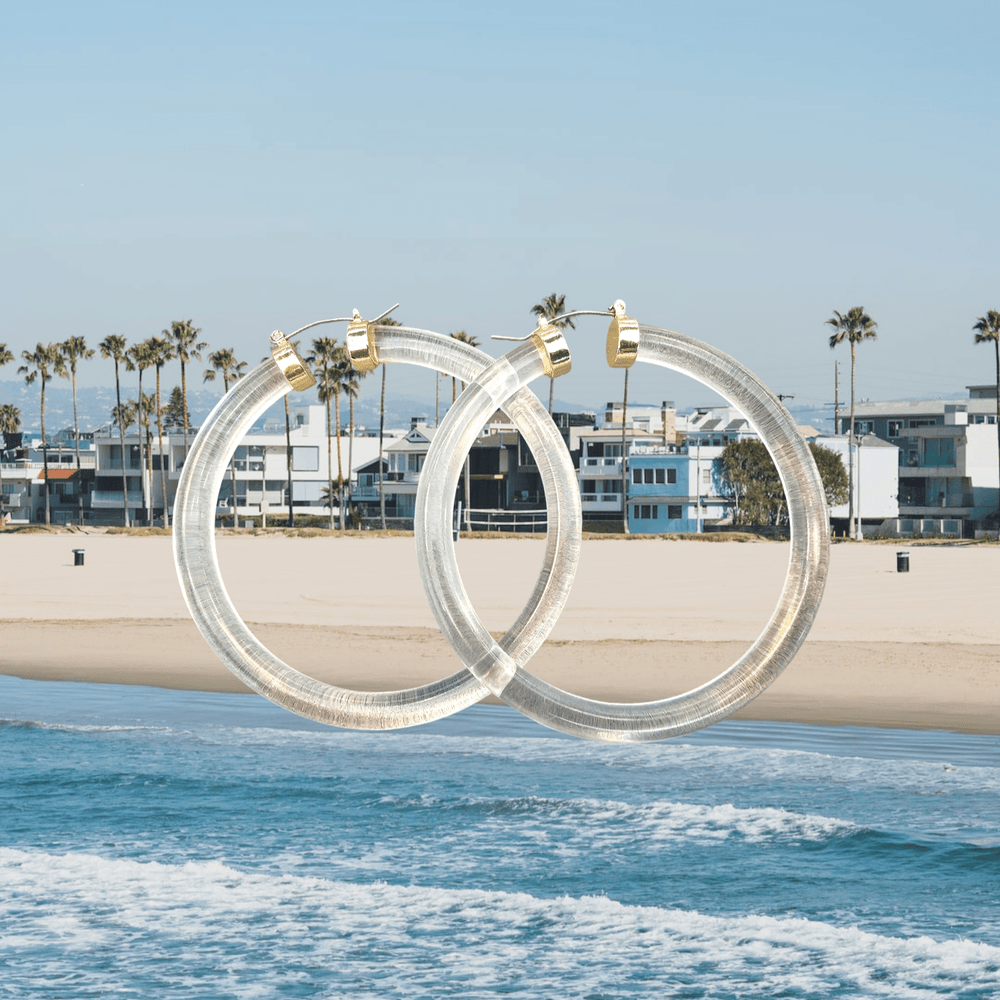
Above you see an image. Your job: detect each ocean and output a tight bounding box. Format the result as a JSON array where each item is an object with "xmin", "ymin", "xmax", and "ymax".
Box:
[{"xmin": 1, "ymin": 674, "xmax": 998, "ymax": 998}]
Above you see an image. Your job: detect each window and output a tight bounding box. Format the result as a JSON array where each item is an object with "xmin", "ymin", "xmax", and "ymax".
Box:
[
  {"xmin": 632, "ymin": 468, "xmax": 641, "ymax": 484},
  {"xmin": 888, "ymin": 420, "xmax": 903, "ymax": 437},
  {"xmin": 654, "ymin": 468, "xmax": 665, "ymax": 484},
  {"xmin": 292, "ymin": 446, "xmax": 319, "ymax": 471},
  {"xmin": 407, "ymin": 453, "xmax": 424, "ymax": 473},
  {"xmin": 922, "ymin": 438, "xmax": 955, "ymax": 467},
  {"xmin": 668, "ymin": 468, "xmax": 677, "ymax": 484},
  {"xmin": 909, "ymin": 419, "xmax": 936, "ymax": 428},
  {"xmin": 633, "ymin": 504, "xmax": 657, "ymax": 520},
  {"xmin": 667, "ymin": 504, "xmax": 683, "ymax": 520},
  {"xmin": 854, "ymin": 420, "xmax": 874, "ymax": 435},
  {"xmin": 643, "ymin": 468, "xmax": 654, "ymax": 484}
]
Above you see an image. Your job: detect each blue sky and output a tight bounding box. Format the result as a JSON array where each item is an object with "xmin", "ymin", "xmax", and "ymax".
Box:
[{"xmin": 2, "ymin": 0, "xmax": 997, "ymax": 421}]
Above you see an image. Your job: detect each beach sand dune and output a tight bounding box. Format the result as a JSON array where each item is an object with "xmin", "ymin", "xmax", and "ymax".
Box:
[{"xmin": 1, "ymin": 535, "xmax": 997, "ymax": 733}]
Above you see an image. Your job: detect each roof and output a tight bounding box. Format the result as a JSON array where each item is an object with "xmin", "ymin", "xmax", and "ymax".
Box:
[
  {"xmin": 37, "ymin": 468, "xmax": 77, "ymax": 480},
  {"xmin": 851, "ymin": 398, "xmax": 996, "ymax": 417}
]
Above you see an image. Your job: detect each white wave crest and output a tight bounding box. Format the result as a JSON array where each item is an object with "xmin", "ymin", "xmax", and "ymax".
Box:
[{"xmin": 2, "ymin": 847, "xmax": 996, "ymax": 999}]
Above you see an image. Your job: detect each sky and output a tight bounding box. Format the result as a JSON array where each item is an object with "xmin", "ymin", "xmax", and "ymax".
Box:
[{"xmin": 2, "ymin": 0, "xmax": 998, "ymax": 426}]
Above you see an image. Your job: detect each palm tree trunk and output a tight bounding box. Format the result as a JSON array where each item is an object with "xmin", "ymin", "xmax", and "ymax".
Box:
[
  {"xmin": 41, "ymin": 381, "xmax": 50, "ymax": 525},
  {"xmin": 379, "ymin": 366, "xmax": 387, "ymax": 530},
  {"xmin": 348, "ymin": 394, "xmax": 355, "ymax": 528},
  {"xmin": 137, "ymin": 369, "xmax": 149, "ymax": 526},
  {"xmin": 180, "ymin": 358, "xmax": 189, "ymax": 459},
  {"xmin": 155, "ymin": 366, "xmax": 169, "ymax": 528},
  {"xmin": 325, "ymin": 396, "xmax": 335, "ymax": 530},
  {"xmin": 548, "ymin": 376, "xmax": 554, "ymax": 415},
  {"xmin": 71, "ymin": 368, "xmax": 83, "ymax": 525},
  {"xmin": 621, "ymin": 369, "xmax": 630, "ymax": 535},
  {"xmin": 284, "ymin": 395, "xmax": 294, "ymax": 528},
  {"xmin": 848, "ymin": 343, "xmax": 856, "ymax": 540},
  {"xmin": 994, "ymin": 339, "xmax": 1000, "ymax": 479},
  {"xmin": 335, "ymin": 388, "xmax": 345, "ymax": 531},
  {"xmin": 114, "ymin": 362, "xmax": 130, "ymax": 527},
  {"xmin": 223, "ymin": 374, "xmax": 238, "ymax": 528}
]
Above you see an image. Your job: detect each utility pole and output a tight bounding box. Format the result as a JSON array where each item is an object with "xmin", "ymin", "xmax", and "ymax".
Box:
[{"xmin": 833, "ymin": 360, "xmax": 840, "ymax": 434}]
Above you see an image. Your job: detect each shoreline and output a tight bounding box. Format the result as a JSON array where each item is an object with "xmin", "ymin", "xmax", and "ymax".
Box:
[
  {"xmin": 1, "ymin": 535, "xmax": 997, "ymax": 736},
  {"xmin": 1, "ymin": 619, "xmax": 997, "ymax": 736}
]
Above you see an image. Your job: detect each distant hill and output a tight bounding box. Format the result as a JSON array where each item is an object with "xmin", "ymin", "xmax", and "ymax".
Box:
[{"xmin": 1, "ymin": 380, "xmax": 597, "ymax": 436}]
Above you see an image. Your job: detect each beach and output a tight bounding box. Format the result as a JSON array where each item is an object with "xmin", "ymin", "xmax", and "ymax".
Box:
[{"xmin": 1, "ymin": 533, "xmax": 997, "ymax": 734}]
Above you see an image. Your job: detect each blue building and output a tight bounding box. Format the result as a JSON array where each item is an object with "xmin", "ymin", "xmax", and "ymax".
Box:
[{"xmin": 626, "ymin": 445, "xmax": 729, "ymax": 534}]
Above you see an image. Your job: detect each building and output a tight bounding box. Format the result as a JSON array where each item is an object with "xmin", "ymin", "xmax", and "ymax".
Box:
[
  {"xmin": 1, "ymin": 404, "xmax": 395, "ymax": 527},
  {"xmin": 625, "ymin": 442, "xmax": 729, "ymax": 534},
  {"xmin": 840, "ymin": 389, "xmax": 999, "ymax": 537},
  {"xmin": 679, "ymin": 405, "xmax": 756, "ymax": 447},
  {"xmin": 811, "ymin": 434, "xmax": 900, "ymax": 533},
  {"xmin": 1, "ymin": 430, "xmax": 97, "ymax": 526}
]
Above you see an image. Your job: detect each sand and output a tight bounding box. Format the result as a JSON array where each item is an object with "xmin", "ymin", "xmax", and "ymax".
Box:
[{"xmin": 1, "ymin": 534, "xmax": 997, "ymax": 734}]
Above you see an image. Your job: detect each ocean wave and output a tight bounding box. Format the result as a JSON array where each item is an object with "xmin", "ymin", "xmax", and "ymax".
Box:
[
  {"xmin": 1, "ymin": 847, "xmax": 997, "ymax": 998},
  {"xmin": 402, "ymin": 794, "xmax": 861, "ymax": 846}
]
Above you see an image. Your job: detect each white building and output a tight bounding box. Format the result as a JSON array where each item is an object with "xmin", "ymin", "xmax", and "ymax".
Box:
[
  {"xmin": 85, "ymin": 404, "xmax": 394, "ymax": 526},
  {"xmin": 812, "ymin": 434, "xmax": 900, "ymax": 530}
]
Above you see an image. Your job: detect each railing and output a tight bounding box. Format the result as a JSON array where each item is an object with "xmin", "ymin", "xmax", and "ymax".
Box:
[
  {"xmin": 463, "ymin": 508, "xmax": 548, "ymax": 533},
  {"xmin": 581, "ymin": 493, "xmax": 622, "ymax": 504},
  {"xmin": 630, "ymin": 445, "xmax": 683, "ymax": 455},
  {"xmin": 91, "ymin": 490, "xmax": 145, "ymax": 507},
  {"xmin": 582, "ymin": 457, "xmax": 621, "ymax": 468}
]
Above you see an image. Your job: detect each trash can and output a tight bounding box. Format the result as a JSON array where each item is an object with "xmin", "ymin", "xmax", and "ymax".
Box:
[
  {"xmin": 72, "ymin": 548, "xmax": 85, "ymax": 567},
  {"xmin": 896, "ymin": 551, "xmax": 909, "ymax": 573}
]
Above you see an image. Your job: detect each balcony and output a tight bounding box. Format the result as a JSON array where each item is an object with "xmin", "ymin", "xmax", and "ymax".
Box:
[
  {"xmin": 91, "ymin": 490, "xmax": 145, "ymax": 509},
  {"xmin": 581, "ymin": 457, "xmax": 622, "ymax": 474},
  {"xmin": 581, "ymin": 493, "xmax": 622, "ymax": 513}
]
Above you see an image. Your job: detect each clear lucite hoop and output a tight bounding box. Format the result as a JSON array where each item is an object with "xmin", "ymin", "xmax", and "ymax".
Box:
[
  {"xmin": 415, "ymin": 324, "xmax": 830, "ymax": 742},
  {"xmin": 172, "ymin": 327, "xmax": 581, "ymax": 729}
]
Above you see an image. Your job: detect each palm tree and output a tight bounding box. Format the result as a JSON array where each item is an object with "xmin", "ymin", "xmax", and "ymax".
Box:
[
  {"xmin": 826, "ymin": 307, "xmax": 878, "ymax": 540},
  {"xmin": 0, "ymin": 345, "xmax": 13, "ymax": 524},
  {"xmin": 128, "ymin": 341, "xmax": 157, "ymax": 525},
  {"xmin": 307, "ymin": 337, "xmax": 347, "ymax": 530},
  {"xmin": 0, "ymin": 403, "xmax": 20, "ymax": 525},
  {"xmin": 340, "ymin": 357, "xmax": 366, "ymax": 529},
  {"xmin": 165, "ymin": 319, "xmax": 207, "ymax": 459},
  {"xmin": 145, "ymin": 337, "xmax": 176, "ymax": 527},
  {"xmin": 99, "ymin": 335, "xmax": 135, "ymax": 526},
  {"xmin": 530, "ymin": 293, "xmax": 576, "ymax": 414},
  {"xmin": 204, "ymin": 348, "xmax": 247, "ymax": 527},
  {"xmin": 136, "ymin": 390, "xmax": 155, "ymax": 522},
  {"xmin": 973, "ymin": 310, "xmax": 1000, "ymax": 479},
  {"xmin": 18, "ymin": 343, "xmax": 65, "ymax": 525},
  {"xmin": 58, "ymin": 336, "xmax": 95, "ymax": 524},
  {"xmin": 111, "ymin": 400, "xmax": 137, "ymax": 444}
]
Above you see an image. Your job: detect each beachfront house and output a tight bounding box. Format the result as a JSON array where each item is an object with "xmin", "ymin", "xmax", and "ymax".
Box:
[{"xmin": 839, "ymin": 388, "xmax": 999, "ymax": 538}]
